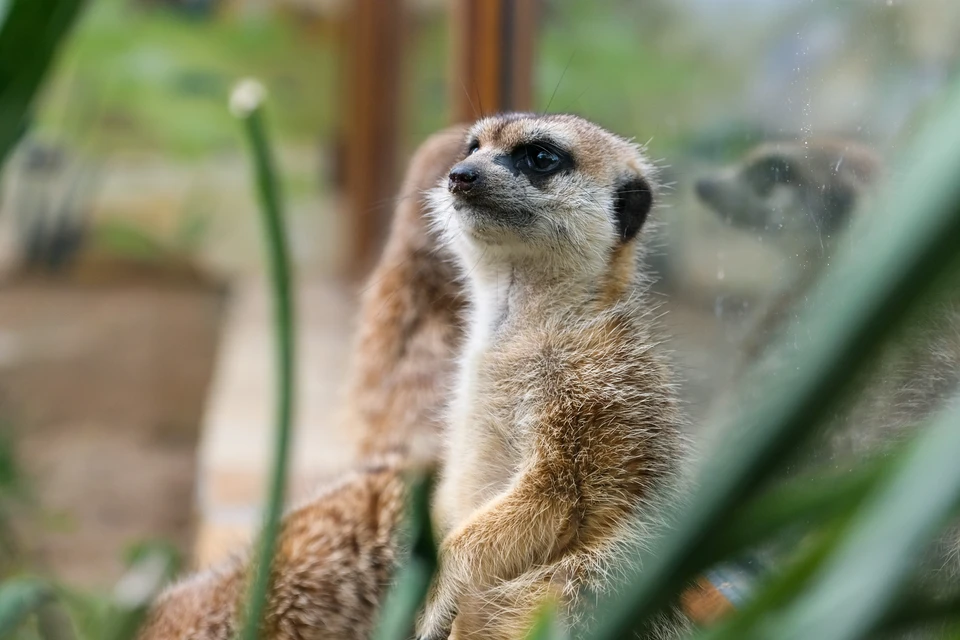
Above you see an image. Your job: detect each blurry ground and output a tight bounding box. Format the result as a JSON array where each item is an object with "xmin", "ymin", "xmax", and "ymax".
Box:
[{"xmin": 0, "ymin": 275, "xmax": 224, "ymax": 588}]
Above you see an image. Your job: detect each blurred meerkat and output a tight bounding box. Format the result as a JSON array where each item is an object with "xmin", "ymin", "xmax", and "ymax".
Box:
[
  {"xmin": 418, "ymin": 113, "xmax": 689, "ymax": 640},
  {"xmin": 695, "ymin": 138, "xmax": 881, "ymax": 360},
  {"xmin": 138, "ymin": 127, "xmax": 468, "ymax": 640},
  {"xmin": 701, "ymin": 139, "xmax": 960, "ymax": 631},
  {"xmin": 695, "ymin": 138, "xmax": 960, "ymax": 453},
  {"xmin": 137, "ymin": 459, "xmax": 408, "ymax": 640},
  {"xmin": 342, "ymin": 125, "xmax": 468, "ymax": 464}
]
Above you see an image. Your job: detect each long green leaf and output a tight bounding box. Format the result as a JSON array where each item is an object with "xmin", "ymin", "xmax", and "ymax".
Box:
[
  {"xmin": 373, "ymin": 474, "xmax": 437, "ymax": 640},
  {"xmin": 763, "ymin": 400, "xmax": 960, "ymax": 640},
  {"xmin": 0, "ymin": 0, "xmax": 85, "ymax": 170},
  {"xmin": 588, "ymin": 74, "xmax": 960, "ymax": 638},
  {"xmin": 231, "ymin": 79, "xmax": 296, "ymax": 640},
  {"xmin": 710, "ymin": 455, "xmax": 891, "ymax": 564}
]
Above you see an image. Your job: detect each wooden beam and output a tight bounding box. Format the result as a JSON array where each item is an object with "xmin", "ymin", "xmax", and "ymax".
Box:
[
  {"xmin": 342, "ymin": 0, "xmax": 404, "ymax": 279},
  {"xmin": 450, "ymin": 0, "xmax": 539, "ymax": 123}
]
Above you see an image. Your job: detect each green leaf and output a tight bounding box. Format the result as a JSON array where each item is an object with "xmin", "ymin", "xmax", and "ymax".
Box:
[
  {"xmin": 104, "ymin": 549, "xmax": 177, "ymax": 640},
  {"xmin": 0, "ymin": 0, "xmax": 85, "ymax": 171},
  {"xmin": 762, "ymin": 401, "xmax": 960, "ymax": 640},
  {"xmin": 373, "ymin": 473, "xmax": 437, "ymax": 640},
  {"xmin": 230, "ymin": 79, "xmax": 296, "ymax": 640},
  {"xmin": 525, "ymin": 599, "xmax": 567, "ymax": 640},
  {"xmin": 587, "ymin": 72, "xmax": 960, "ymax": 639},
  {"xmin": 0, "ymin": 578, "xmax": 54, "ymax": 636}
]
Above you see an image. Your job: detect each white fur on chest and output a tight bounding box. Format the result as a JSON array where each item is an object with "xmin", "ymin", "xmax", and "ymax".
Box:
[{"xmin": 436, "ymin": 271, "xmax": 528, "ymax": 531}]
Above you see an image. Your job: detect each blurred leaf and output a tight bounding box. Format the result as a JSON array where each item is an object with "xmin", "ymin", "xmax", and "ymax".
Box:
[
  {"xmin": 588, "ymin": 73, "xmax": 960, "ymax": 639},
  {"xmin": 0, "ymin": 0, "xmax": 85, "ymax": 171},
  {"xmin": 525, "ymin": 599, "xmax": 566, "ymax": 640},
  {"xmin": 103, "ymin": 548, "xmax": 177, "ymax": 640},
  {"xmin": 373, "ymin": 473, "xmax": 437, "ymax": 640},
  {"xmin": 696, "ymin": 525, "xmax": 846, "ymax": 640},
  {"xmin": 762, "ymin": 401, "xmax": 960, "ymax": 640},
  {"xmin": 710, "ymin": 454, "xmax": 893, "ymax": 563},
  {"xmin": 35, "ymin": 598, "xmax": 77, "ymax": 640},
  {"xmin": 0, "ymin": 578, "xmax": 54, "ymax": 636}
]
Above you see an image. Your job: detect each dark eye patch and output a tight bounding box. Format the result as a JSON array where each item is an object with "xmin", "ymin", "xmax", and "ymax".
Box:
[
  {"xmin": 466, "ymin": 139, "xmax": 480, "ymax": 156},
  {"xmin": 506, "ymin": 140, "xmax": 574, "ymax": 188},
  {"xmin": 746, "ymin": 155, "xmax": 796, "ymax": 196}
]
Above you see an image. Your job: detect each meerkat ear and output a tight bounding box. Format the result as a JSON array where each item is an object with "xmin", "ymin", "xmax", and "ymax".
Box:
[{"xmin": 613, "ymin": 177, "xmax": 654, "ymax": 241}]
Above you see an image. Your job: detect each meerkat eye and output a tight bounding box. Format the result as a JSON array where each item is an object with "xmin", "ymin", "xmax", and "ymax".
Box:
[
  {"xmin": 529, "ymin": 148, "xmax": 560, "ymax": 172},
  {"xmin": 510, "ymin": 142, "xmax": 569, "ymax": 179},
  {"xmin": 467, "ymin": 140, "xmax": 480, "ymax": 155}
]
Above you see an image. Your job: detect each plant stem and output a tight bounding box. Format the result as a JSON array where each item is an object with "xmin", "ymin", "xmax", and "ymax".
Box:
[{"xmin": 232, "ymin": 81, "xmax": 295, "ymax": 640}]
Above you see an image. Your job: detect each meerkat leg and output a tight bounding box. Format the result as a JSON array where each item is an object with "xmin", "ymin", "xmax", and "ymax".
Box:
[{"xmin": 419, "ymin": 463, "xmax": 580, "ymax": 639}]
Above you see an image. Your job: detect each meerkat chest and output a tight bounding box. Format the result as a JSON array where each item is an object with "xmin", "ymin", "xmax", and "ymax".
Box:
[{"xmin": 440, "ymin": 332, "xmax": 537, "ymax": 525}]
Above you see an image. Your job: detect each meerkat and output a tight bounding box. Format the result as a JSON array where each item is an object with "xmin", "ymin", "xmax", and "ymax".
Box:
[
  {"xmin": 417, "ymin": 113, "xmax": 689, "ymax": 640},
  {"xmin": 695, "ymin": 138, "xmax": 882, "ymax": 361},
  {"xmin": 341, "ymin": 125, "xmax": 467, "ymax": 464},
  {"xmin": 137, "ymin": 458, "xmax": 409, "ymax": 640},
  {"xmin": 138, "ymin": 118, "xmax": 697, "ymax": 640},
  {"xmin": 696, "ymin": 137, "xmax": 960, "ymax": 457},
  {"xmin": 137, "ymin": 127, "xmax": 468, "ymax": 640}
]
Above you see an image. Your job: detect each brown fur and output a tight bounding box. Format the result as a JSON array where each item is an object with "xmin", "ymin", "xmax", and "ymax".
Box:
[
  {"xmin": 138, "ymin": 128, "xmax": 468, "ymax": 640},
  {"xmin": 342, "ymin": 125, "xmax": 468, "ymax": 464},
  {"xmin": 137, "ymin": 460, "xmax": 407, "ymax": 640},
  {"xmin": 138, "ymin": 118, "xmax": 692, "ymax": 640},
  {"xmin": 419, "ymin": 114, "xmax": 689, "ymax": 639}
]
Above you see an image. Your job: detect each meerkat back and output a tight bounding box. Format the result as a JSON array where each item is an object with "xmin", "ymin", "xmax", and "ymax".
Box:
[
  {"xmin": 137, "ymin": 128, "xmax": 469, "ymax": 640},
  {"xmin": 341, "ymin": 125, "xmax": 468, "ymax": 464}
]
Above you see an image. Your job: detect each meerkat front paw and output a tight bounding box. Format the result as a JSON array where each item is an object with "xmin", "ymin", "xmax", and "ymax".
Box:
[
  {"xmin": 417, "ymin": 574, "xmax": 459, "ymax": 640},
  {"xmin": 417, "ymin": 599, "xmax": 455, "ymax": 640}
]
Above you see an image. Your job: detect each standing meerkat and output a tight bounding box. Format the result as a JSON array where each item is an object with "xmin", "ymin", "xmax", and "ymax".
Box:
[
  {"xmin": 418, "ymin": 113, "xmax": 689, "ymax": 640},
  {"xmin": 138, "ymin": 118, "xmax": 694, "ymax": 640},
  {"xmin": 342, "ymin": 125, "xmax": 468, "ymax": 463},
  {"xmin": 137, "ymin": 126, "xmax": 468, "ymax": 640}
]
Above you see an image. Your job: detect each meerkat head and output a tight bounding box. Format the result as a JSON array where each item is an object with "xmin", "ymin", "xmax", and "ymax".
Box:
[
  {"xmin": 695, "ymin": 140, "xmax": 879, "ymax": 240},
  {"xmin": 429, "ymin": 113, "xmax": 657, "ymax": 279}
]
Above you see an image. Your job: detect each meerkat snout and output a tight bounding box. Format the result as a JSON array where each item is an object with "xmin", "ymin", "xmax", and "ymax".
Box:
[{"xmin": 447, "ymin": 163, "xmax": 479, "ymax": 193}]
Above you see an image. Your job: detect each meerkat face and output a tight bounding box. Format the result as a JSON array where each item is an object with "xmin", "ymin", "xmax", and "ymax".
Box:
[
  {"xmin": 696, "ymin": 150, "xmax": 809, "ymax": 234},
  {"xmin": 429, "ymin": 113, "xmax": 656, "ymax": 262},
  {"xmin": 696, "ymin": 142, "xmax": 868, "ymax": 238}
]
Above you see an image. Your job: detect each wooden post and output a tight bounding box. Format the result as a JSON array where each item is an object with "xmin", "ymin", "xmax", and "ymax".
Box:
[
  {"xmin": 342, "ymin": 0, "xmax": 404, "ymax": 279},
  {"xmin": 450, "ymin": 0, "xmax": 539, "ymax": 123}
]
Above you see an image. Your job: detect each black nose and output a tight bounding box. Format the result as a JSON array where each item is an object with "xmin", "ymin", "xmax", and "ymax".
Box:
[{"xmin": 448, "ymin": 164, "xmax": 479, "ymax": 193}]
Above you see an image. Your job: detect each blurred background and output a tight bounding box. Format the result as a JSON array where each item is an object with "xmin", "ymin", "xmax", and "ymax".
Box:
[{"xmin": 1, "ymin": 0, "xmax": 959, "ymax": 611}]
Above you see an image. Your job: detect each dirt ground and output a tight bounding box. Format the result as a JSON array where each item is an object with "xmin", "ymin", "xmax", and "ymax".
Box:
[{"xmin": 0, "ymin": 277, "xmax": 224, "ymax": 589}]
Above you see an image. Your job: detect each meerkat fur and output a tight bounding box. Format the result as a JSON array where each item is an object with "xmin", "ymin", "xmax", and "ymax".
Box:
[
  {"xmin": 418, "ymin": 113, "xmax": 690, "ymax": 640},
  {"xmin": 342, "ymin": 125, "xmax": 468, "ymax": 465},
  {"xmin": 138, "ymin": 127, "xmax": 469, "ymax": 640},
  {"xmin": 137, "ymin": 458, "xmax": 408, "ymax": 640}
]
